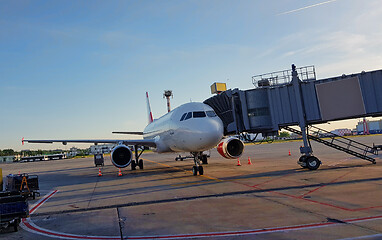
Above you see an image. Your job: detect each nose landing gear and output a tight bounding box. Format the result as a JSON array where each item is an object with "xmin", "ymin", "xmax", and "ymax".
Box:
[{"xmin": 191, "ymin": 152, "xmax": 206, "ymax": 176}]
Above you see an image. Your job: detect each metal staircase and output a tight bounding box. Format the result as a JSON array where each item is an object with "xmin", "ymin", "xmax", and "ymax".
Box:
[{"xmin": 283, "ymin": 126, "xmax": 377, "ymax": 164}]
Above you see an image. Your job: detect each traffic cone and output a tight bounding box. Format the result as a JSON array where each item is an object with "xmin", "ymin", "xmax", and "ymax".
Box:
[
  {"xmin": 237, "ymin": 159, "xmax": 241, "ymax": 166},
  {"xmin": 288, "ymin": 149, "xmax": 291, "ymax": 156},
  {"xmin": 248, "ymin": 157, "xmax": 252, "ymax": 165},
  {"xmin": 118, "ymin": 168, "xmax": 122, "ymax": 177},
  {"xmin": 98, "ymin": 168, "xmax": 102, "ymax": 177}
]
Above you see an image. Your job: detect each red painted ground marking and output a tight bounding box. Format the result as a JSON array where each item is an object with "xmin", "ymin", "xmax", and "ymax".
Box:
[
  {"xmin": 30, "ymin": 190, "xmax": 58, "ymax": 214},
  {"xmin": 272, "ymin": 191, "xmax": 353, "ymax": 211},
  {"xmin": 22, "ymin": 219, "xmax": 120, "ymax": 240},
  {"xmin": 298, "ymin": 171, "xmax": 352, "ymax": 198},
  {"xmin": 23, "ymin": 214, "xmax": 382, "ymax": 240},
  {"xmin": 21, "ymin": 211, "xmax": 382, "ymax": 240},
  {"xmin": 352, "ymin": 205, "xmax": 382, "ymax": 211},
  {"xmin": 252, "ymin": 173, "xmax": 294, "ymax": 187},
  {"xmin": 20, "ymin": 187, "xmax": 382, "ymax": 239},
  {"xmin": 230, "ymin": 174, "xmax": 382, "ymax": 212}
]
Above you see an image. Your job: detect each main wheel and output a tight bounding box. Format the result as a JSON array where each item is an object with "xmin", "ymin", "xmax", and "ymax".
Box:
[
  {"xmin": 198, "ymin": 166, "xmax": 204, "ymax": 175},
  {"xmin": 138, "ymin": 159, "xmax": 144, "ymax": 169},
  {"xmin": 192, "ymin": 166, "xmax": 198, "ymax": 176},
  {"xmin": 131, "ymin": 160, "xmax": 136, "ymax": 170},
  {"xmin": 201, "ymin": 155, "xmax": 208, "ymax": 164},
  {"xmin": 306, "ymin": 156, "xmax": 321, "ymax": 170}
]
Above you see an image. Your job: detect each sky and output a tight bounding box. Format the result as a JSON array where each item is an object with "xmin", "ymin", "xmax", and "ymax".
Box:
[{"xmin": 1, "ymin": 0, "xmax": 382, "ymax": 151}]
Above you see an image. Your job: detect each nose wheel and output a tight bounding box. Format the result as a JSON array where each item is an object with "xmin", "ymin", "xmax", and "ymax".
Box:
[
  {"xmin": 191, "ymin": 152, "xmax": 205, "ymax": 176},
  {"xmin": 192, "ymin": 166, "xmax": 204, "ymax": 176}
]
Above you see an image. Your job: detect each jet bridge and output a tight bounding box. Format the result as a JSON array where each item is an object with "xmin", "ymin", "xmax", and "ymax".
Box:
[{"xmin": 204, "ymin": 64, "xmax": 382, "ymax": 170}]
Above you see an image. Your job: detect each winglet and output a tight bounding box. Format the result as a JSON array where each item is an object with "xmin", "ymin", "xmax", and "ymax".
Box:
[
  {"xmin": 22, "ymin": 137, "xmax": 24, "ymax": 145},
  {"xmin": 146, "ymin": 92, "xmax": 154, "ymax": 124}
]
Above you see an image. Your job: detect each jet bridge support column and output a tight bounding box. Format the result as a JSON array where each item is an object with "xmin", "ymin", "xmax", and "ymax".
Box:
[{"xmin": 291, "ymin": 64, "xmax": 321, "ymax": 170}]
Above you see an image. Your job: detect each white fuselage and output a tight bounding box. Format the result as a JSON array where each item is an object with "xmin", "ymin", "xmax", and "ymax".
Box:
[{"xmin": 143, "ymin": 102, "xmax": 224, "ymax": 153}]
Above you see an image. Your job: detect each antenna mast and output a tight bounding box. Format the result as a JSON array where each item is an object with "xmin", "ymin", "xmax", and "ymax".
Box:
[{"xmin": 163, "ymin": 90, "xmax": 173, "ymax": 112}]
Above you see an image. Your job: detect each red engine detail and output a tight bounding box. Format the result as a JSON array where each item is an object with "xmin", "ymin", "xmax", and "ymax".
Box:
[
  {"xmin": 217, "ymin": 137, "xmax": 244, "ymax": 159},
  {"xmin": 111, "ymin": 145, "xmax": 132, "ymax": 168}
]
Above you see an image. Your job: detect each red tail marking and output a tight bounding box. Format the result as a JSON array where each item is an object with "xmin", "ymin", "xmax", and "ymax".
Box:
[{"xmin": 146, "ymin": 92, "xmax": 154, "ymax": 124}]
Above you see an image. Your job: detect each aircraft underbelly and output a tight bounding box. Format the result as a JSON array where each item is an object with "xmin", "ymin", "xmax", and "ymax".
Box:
[{"xmin": 168, "ymin": 131, "xmax": 217, "ymax": 152}]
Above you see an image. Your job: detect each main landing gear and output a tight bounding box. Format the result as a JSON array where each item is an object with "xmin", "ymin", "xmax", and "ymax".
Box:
[
  {"xmin": 131, "ymin": 145, "xmax": 145, "ymax": 171},
  {"xmin": 191, "ymin": 152, "xmax": 208, "ymax": 176}
]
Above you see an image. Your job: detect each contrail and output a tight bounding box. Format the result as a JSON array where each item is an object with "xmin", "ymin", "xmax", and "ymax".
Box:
[{"xmin": 277, "ymin": 0, "xmax": 338, "ymax": 15}]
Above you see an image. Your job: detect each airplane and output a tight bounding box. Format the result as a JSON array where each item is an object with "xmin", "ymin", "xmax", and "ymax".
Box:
[{"xmin": 23, "ymin": 92, "xmax": 245, "ymax": 176}]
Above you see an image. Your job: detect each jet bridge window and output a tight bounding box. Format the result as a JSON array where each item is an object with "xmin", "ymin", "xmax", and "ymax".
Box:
[
  {"xmin": 180, "ymin": 113, "xmax": 187, "ymax": 121},
  {"xmin": 193, "ymin": 111, "xmax": 206, "ymax": 118}
]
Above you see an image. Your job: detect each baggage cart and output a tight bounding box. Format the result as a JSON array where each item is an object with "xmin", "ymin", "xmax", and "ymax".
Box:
[
  {"xmin": 0, "ymin": 191, "xmax": 29, "ymax": 232},
  {"xmin": 94, "ymin": 153, "xmax": 104, "ymax": 167},
  {"xmin": 5, "ymin": 174, "xmax": 40, "ymax": 200}
]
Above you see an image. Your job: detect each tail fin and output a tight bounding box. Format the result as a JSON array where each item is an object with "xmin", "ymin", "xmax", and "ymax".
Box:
[{"xmin": 146, "ymin": 92, "xmax": 154, "ymax": 124}]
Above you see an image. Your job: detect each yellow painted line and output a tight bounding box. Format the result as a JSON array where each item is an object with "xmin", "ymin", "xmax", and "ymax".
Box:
[{"xmin": 142, "ymin": 158, "xmax": 222, "ymax": 182}]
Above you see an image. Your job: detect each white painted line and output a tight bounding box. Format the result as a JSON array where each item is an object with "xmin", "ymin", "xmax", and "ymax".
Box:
[
  {"xmin": 339, "ymin": 234, "xmax": 382, "ymax": 240},
  {"xmin": 19, "ymin": 189, "xmax": 382, "ymax": 240}
]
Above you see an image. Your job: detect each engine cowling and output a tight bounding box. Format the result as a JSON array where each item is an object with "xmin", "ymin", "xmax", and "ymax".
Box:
[
  {"xmin": 217, "ymin": 137, "xmax": 245, "ymax": 159},
  {"xmin": 111, "ymin": 145, "xmax": 132, "ymax": 168}
]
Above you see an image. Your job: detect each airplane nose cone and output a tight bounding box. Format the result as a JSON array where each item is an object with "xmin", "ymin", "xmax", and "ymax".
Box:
[
  {"xmin": 208, "ymin": 119, "xmax": 224, "ymax": 142},
  {"xmin": 194, "ymin": 118, "xmax": 224, "ymax": 150}
]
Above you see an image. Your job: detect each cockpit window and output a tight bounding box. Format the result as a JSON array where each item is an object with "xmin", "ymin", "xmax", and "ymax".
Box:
[
  {"xmin": 206, "ymin": 111, "xmax": 217, "ymax": 117},
  {"xmin": 193, "ymin": 111, "xmax": 206, "ymax": 118},
  {"xmin": 184, "ymin": 112, "xmax": 192, "ymax": 120},
  {"xmin": 180, "ymin": 113, "xmax": 187, "ymax": 121}
]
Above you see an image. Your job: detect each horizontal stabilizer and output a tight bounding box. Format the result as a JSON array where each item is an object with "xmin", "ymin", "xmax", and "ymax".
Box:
[{"xmin": 112, "ymin": 131, "xmax": 144, "ymax": 135}]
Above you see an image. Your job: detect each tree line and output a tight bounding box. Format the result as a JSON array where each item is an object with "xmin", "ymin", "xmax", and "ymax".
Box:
[{"xmin": 0, "ymin": 148, "xmax": 90, "ymax": 157}]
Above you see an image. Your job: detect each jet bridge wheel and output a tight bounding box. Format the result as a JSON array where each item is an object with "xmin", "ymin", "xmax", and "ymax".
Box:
[
  {"xmin": 306, "ymin": 156, "xmax": 321, "ymax": 170},
  {"xmin": 298, "ymin": 156, "xmax": 308, "ymax": 168}
]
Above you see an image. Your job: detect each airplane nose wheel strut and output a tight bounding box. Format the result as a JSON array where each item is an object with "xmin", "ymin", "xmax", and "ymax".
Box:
[{"xmin": 192, "ymin": 152, "xmax": 204, "ymax": 176}]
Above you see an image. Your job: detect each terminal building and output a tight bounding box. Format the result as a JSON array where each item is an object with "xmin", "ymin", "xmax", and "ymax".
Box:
[
  {"xmin": 0, "ymin": 156, "xmax": 18, "ymax": 163},
  {"xmin": 330, "ymin": 128, "xmax": 353, "ymax": 136},
  {"xmin": 89, "ymin": 144, "xmax": 115, "ymax": 154},
  {"xmin": 356, "ymin": 119, "xmax": 382, "ymax": 134}
]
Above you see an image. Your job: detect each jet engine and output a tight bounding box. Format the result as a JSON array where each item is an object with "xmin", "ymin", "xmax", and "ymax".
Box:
[
  {"xmin": 217, "ymin": 137, "xmax": 245, "ymax": 159},
  {"xmin": 111, "ymin": 145, "xmax": 132, "ymax": 168}
]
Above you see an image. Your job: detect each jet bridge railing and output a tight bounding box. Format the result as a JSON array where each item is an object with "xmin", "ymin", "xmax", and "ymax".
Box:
[
  {"xmin": 283, "ymin": 126, "xmax": 377, "ymax": 164},
  {"xmin": 252, "ymin": 65, "xmax": 316, "ymax": 88},
  {"xmin": 307, "ymin": 125, "xmax": 378, "ymax": 156}
]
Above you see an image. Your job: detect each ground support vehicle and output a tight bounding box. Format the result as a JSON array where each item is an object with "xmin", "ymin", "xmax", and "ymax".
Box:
[
  {"xmin": 0, "ymin": 191, "xmax": 29, "ymax": 232},
  {"xmin": 5, "ymin": 174, "xmax": 40, "ymax": 200}
]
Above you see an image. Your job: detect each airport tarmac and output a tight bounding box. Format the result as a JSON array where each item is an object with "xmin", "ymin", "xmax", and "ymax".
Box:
[{"xmin": 1, "ymin": 135, "xmax": 382, "ymax": 239}]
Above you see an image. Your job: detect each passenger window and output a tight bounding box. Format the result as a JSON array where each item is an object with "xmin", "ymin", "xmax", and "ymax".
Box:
[
  {"xmin": 193, "ymin": 111, "xmax": 206, "ymax": 118},
  {"xmin": 184, "ymin": 112, "xmax": 192, "ymax": 120},
  {"xmin": 206, "ymin": 111, "xmax": 217, "ymax": 117},
  {"xmin": 180, "ymin": 113, "xmax": 187, "ymax": 121}
]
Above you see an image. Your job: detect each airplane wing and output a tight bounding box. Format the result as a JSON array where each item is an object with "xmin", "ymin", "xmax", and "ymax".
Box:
[
  {"xmin": 23, "ymin": 139, "xmax": 157, "ymax": 148},
  {"xmin": 112, "ymin": 132, "xmax": 144, "ymax": 135}
]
